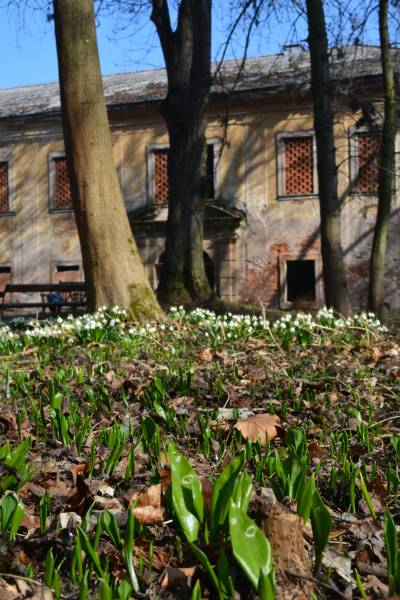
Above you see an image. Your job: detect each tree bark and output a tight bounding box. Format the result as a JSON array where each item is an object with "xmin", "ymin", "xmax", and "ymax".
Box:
[
  {"xmin": 305, "ymin": 0, "xmax": 352, "ymax": 316},
  {"xmin": 151, "ymin": 0, "xmax": 213, "ymax": 304},
  {"xmin": 368, "ymin": 0, "xmax": 397, "ymax": 318},
  {"xmin": 53, "ymin": 0, "xmax": 163, "ymax": 320}
]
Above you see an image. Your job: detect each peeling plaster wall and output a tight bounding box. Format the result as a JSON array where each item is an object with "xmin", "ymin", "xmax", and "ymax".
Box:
[{"xmin": 0, "ymin": 91, "xmax": 398, "ymax": 310}]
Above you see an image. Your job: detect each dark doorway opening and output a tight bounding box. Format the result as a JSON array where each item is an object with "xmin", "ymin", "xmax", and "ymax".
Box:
[{"xmin": 286, "ymin": 260, "xmax": 316, "ymax": 303}]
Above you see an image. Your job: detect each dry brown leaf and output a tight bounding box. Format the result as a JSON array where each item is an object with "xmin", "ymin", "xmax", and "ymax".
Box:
[
  {"xmin": 159, "ymin": 468, "xmax": 171, "ymax": 493},
  {"xmin": 66, "ymin": 474, "xmax": 94, "ymax": 515},
  {"xmin": 130, "ymin": 483, "xmax": 162, "ymax": 508},
  {"xmin": 214, "ymin": 349, "xmax": 228, "ymax": 364},
  {"xmin": 201, "ymin": 477, "xmax": 213, "ymax": 514},
  {"xmin": 161, "ymin": 566, "xmax": 196, "ymax": 591},
  {"xmin": 132, "ymin": 505, "xmax": 164, "ymax": 524},
  {"xmin": 308, "ymin": 441, "xmax": 325, "ymax": 464},
  {"xmin": 134, "ymin": 539, "xmax": 173, "ymax": 571},
  {"xmin": 20, "ymin": 512, "xmax": 40, "ymax": 529},
  {"xmin": 129, "ymin": 483, "xmax": 165, "ymax": 523},
  {"xmin": 235, "ymin": 413, "xmax": 280, "ymax": 444},
  {"xmin": 201, "ymin": 347, "xmax": 213, "ymax": 361},
  {"xmin": 364, "ymin": 574, "xmax": 388, "ymax": 596},
  {"xmin": 70, "ymin": 463, "xmax": 89, "ymax": 486}
]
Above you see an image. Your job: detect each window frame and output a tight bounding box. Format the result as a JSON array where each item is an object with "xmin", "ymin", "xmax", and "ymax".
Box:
[
  {"xmin": 146, "ymin": 139, "xmax": 220, "ymax": 205},
  {"xmin": 276, "ymin": 131, "xmax": 318, "ymax": 200},
  {"xmin": 349, "ymin": 127, "xmax": 382, "ymax": 196},
  {"xmin": 48, "ymin": 152, "xmax": 74, "ymax": 213},
  {"xmin": 0, "ymin": 150, "xmax": 14, "ymax": 216}
]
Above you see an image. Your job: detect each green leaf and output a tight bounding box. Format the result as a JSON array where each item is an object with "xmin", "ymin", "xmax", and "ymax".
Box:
[
  {"xmin": 99, "ymin": 578, "xmax": 112, "ymax": 600},
  {"xmin": 170, "ymin": 449, "xmax": 204, "ymax": 542},
  {"xmin": 217, "ymin": 549, "xmax": 235, "ymax": 598},
  {"xmin": 358, "ymin": 471, "xmax": 376, "ymax": 520},
  {"xmin": 310, "ymin": 490, "xmax": 332, "ymax": 573},
  {"xmin": 229, "ymin": 501, "xmax": 275, "ymax": 596},
  {"xmin": 354, "ymin": 568, "xmax": 367, "ymax": 599},
  {"xmin": 102, "ymin": 511, "xmax": 121, "ymax": 549},
  {"xmin": 188, "ymin": 541, "xmax": 222, "ymax": 599},
  {"xmin": 53, "ymin": 569, "xmax": 61, "ymax": 600},
  {"xmin": 191, "ymin": 579, "xmax": 201, "ymax": 600},
  {"xmin": 285, "ymin": 429, "xmax": 307, "ymax": 459},
  {"xmin": 391, "ymin": 435, "xmax": 400, "ymax": 460},
  {"xmin": 78, "ymin": 527, "xmax": 104, "ymax": 578},
  {"xmin": 1, "ymin": 494, "xmax": 18, "ymax": 531},
  {"xmin": 384, "ymin": 508, "xmax": 400, "ymax": 596},
  {"xmin": 8, "ymin": 438, "xmax": 31, "ymax": 471},
  {"xmin": 232, "ymin": 471, "xmax": 253, "ymax": 515},
  {"xmin": 116, "ymin": 579, "xmax": 132, "ymax": 600},
  {"xmin": 44, "ymin": 548, "xmax": 55, "ymax": 587},
  {"xmin": 297, "ymin": 475, "xmax": 315, "ymax": 524},
  {"xmin": 210, "ymin": 451, "xmax": 245, "ymax": 541},
  {"xmin": 9, "ymin": 499, "xmax": 24, "ymax": 541},
  {"xmin": 258, "ymin": 568, "xmax": 276, "ymax": 600},
  {"xmin": 123, "ymin": 509, "xmax": 139, "ymax": 593}
]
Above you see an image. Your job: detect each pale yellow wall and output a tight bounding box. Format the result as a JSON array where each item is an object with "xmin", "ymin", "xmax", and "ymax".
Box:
[{"xmin": 0, "ymin": 94, "xmax": 396, "ymax": 308}]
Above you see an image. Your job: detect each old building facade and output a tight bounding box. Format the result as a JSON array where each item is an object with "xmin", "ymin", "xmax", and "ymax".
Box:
[{"xmin": 0, "ymin": 45, "xmax": 398, "ymax": 309}]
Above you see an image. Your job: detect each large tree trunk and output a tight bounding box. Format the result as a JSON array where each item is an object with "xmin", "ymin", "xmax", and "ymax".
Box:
[
  {"xmin": 305, "ymin": 0, "xmax": 352, "ymax": 316},
  {"xmin": 151, "ymin": 0, "xmax": 213, "ymax": 304},
  {"xmin": 368, "ymin": 0, "xmax": 397, "ymax": 317},
  {"xmin": 53, "ymin": 0, "xmax": 162, "ymax": 320}
]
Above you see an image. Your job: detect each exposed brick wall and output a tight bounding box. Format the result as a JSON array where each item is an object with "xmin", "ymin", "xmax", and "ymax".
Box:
[
  {"xmin": 54, "ymin": 158, "xmax": 73, "ymax": 210},
  {"xmin": 0, "ymin": 162, "xmax": 9, "ymax": 213},
  {"xmin": 284, "ymin": 137, "xmax": 314, "ymax": 196}
]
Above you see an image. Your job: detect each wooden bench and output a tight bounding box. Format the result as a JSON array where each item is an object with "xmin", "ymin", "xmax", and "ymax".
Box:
[{"xmin": 0, "ymin": 282, "xmax": 87, "ymax": 315}]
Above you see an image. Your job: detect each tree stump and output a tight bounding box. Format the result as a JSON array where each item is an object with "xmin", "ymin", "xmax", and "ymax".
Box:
[{"xmin": 254, "ymin": 493, "xmax": 314, "ymax": 599}]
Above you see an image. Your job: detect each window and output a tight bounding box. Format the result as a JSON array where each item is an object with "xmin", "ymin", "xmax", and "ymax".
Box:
[
  {"xmin": 153, "ymin": 149, "xmax": 169, "ymax": 205},
  {"xmin": 52, "ymin": 263, "xmax": 81, "ymax": 283},
  {"xmin": 352, "ymin": 131, "xmax": 381, "ymax": 193},
  {"xmin": 148, "ymin": 144, "xmax": 216, "ymax": 205},
  {"xmin": 49, "ymin": 155, "xmax": 73, "ymax": 211},
  {"xmin": 0, "ymin": 163, "xmax": 9, "ymax": 213},
  {"xmin": 277, "ymin": 133, "xmax": 317, "ymax": 198}
]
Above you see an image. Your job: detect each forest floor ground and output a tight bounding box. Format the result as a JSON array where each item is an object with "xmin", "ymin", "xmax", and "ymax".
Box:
[{"xmin": 0, "ymin": 306, "xmax": 398, "ymax": 599}]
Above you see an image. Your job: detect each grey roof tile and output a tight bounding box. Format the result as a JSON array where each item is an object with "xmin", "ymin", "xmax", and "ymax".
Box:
[{"xmin": 0, "ymin": 45, "xmax": 396, "ymax": 119}]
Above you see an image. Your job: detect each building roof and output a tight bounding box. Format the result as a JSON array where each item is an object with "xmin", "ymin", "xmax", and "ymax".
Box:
[{"xmin": 0, "ymin": 45, "xmax": 396, "ymax": 119}]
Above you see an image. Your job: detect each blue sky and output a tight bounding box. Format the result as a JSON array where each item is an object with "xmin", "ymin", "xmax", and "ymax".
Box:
[
  {"xmin": 0, "ymin": 3, "xmax": 300, "ymax": 89},
  {"xmin": 0, "ymin": 3, "xmax": 380, "ymax": 90}
]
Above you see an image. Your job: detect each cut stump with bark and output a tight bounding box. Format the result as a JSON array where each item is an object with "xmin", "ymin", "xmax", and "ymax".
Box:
[{"xmin": 255, "ymin": 494, "xmax": 314, "ymax": 599}]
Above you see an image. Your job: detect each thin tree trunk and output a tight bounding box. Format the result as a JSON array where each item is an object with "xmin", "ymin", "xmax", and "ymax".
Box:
[
  {"xmin": 305, "ymin": 0, "xmax": 352, "ymax": 316},
  {"xmin": 53, "ymin": 0, "xmax": 162, "ymax": 319},
  {"xmin": 151, "ymin": 0, "xmax": 213, "ymax": 304},
  {"xmin": 368, "ymin": 0, "xmax": 396, "ymax": 317}
]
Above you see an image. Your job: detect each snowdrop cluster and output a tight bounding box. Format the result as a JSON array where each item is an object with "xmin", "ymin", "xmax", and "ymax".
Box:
[
  {"xmin": 0, "ymin": 304, "xmax": 389, "ymax": 355},
  {"xmin": 169, "ymin": 305, "xmax": 388, "ymax": 346}
]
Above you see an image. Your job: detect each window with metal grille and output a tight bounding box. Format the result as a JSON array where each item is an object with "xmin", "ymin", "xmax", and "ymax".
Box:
[
  {"xmin": 354, "ymin": 132, "xmax": 381, "ymax": 193},
  {"xmin": 153, "ymin": 149, "xmax": 169, "ymax": 205},
  {"xmin": 284, "ymin": 136, "xmax": 314, "ymax": 196},
  {"xmin": 0, "ymin": 162, "xmax": 9, "ymax": 213},
  {"xmin": 152, "ymin": 145, "xmax": 215, "ymax": 204},
  {"xmin": 53, "ymin": 157, "xmax": 73, "ymax": 210}
]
